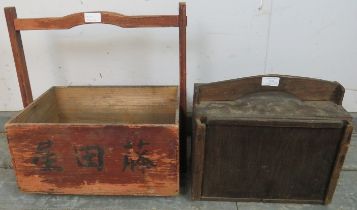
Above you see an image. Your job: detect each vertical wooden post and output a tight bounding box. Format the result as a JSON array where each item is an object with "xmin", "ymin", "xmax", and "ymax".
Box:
[
  {"xmin": 4, "ymin": 7, "xmax": 33, "ymax": 108},
  {"xmin": 179, "ymin": 2, "xmax": 187, "ymax": 174},
  {"xmin": 191, "ymin": 118, "xmax": 206, "ymax": 200},
  {"xmin": 179, "ymin": 3, "xmax": 187, "ymax": 116},
  {"xmin": 324, "ymin": 123, "xmax": 353, "ymax": 204}
]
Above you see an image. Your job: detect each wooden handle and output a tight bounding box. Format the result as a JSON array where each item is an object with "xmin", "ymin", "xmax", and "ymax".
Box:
[
  {"xmin": 194, "ymin": 75, "xmax": 345, "ymax": 105},
  {"xmin": 4, "ymin": 7, "xmax": 33, "ymax": 107},
  {"xmin": 14, "ymin": 12, "xmax": 180, "ymax": 30},
  {"xmin": 4, "ymin": 3, "xmax": 187, "ymax": 113}
]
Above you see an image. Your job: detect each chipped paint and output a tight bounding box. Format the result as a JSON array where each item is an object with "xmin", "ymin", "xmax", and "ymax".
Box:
[{"xmin": 7, "ymin": 124, "xmax": 179, "ymax": 195}]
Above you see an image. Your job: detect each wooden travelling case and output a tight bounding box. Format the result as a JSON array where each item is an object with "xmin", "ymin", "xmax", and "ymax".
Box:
[
  {"xmin": 191, "ymin": 75, "xmax": 353, "ymax": 204},
  {"xmin": 4, "ymin": 3, "xmax": 186, "ymax": 196}
]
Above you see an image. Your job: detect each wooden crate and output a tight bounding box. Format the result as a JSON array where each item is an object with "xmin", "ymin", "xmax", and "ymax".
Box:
[
  {"xmin": 4, "ymin": 3, "xmax": 186, "ymax": 196},
  {"xmin": 191, "ymin": 75, "xmax": 353, "ymax": 204}
]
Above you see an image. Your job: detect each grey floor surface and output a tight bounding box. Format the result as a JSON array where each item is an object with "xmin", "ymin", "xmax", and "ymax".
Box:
[{"xmin": 0, "ymin": 112, "xmax": 356, "ymax": 210}]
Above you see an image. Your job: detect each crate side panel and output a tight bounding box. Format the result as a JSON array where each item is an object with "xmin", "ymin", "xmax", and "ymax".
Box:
[
  {"xmin": 201, "ymin": 124, "xmax": 344, "ymax": 201},
  {"xmin": 6, "ymin": 124, "xmax": 179, "ymax": 196},
  {"xmin": 10, "ymin": 88, "xmax": 60, "ymax": 123},
  {"xmin": 54, "ymin": 87, "xmax": 178, "ymax": 124}
]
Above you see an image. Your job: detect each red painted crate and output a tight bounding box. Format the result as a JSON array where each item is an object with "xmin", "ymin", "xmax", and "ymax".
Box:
[{"xmin": 4, "ymin": 3, "xmax": 186, "ymax": 196}]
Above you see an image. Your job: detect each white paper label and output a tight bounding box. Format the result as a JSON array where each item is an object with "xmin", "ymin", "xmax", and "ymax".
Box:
[
  {"xmin": 84, "ymin": 13, "xmax": 101, "ymax": 23},
  {"xmin": 261, "ymin": 77, "xmax": 280, "ymax": 86}
]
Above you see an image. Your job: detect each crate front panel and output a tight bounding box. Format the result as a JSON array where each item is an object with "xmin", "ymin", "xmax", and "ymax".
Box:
[
  {"xmin": 6, "ymin": 124, "xmax": 179, "ymax": 196},
  {"xmin": 201, "ymin": 123, "xmax": 344, "ymax": 201}
]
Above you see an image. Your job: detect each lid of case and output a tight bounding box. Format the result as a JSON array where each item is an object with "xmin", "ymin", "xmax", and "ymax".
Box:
[{"xmin": 193, "ymin": 75, "xmax": 352, "ymax": 123}]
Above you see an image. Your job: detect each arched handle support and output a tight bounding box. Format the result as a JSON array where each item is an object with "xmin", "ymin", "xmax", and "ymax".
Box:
[
  {"xmin": 4, "ymin": 3, "xmax": 187, "ymax": 115},
  {"xmin": 13, "ymin": 11, "xmax": 180, "ymax": 30}
]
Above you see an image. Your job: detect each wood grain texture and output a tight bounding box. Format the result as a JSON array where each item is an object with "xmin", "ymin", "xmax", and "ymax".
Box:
[
  {"xmin": 6, "ymin": 124, "xmax": 179, "ymax": 195},
  {"xmin": 324, "ymin": 123, "xmax": 353, "ymax": 204},
  {"xmin": 178, "ymin": 2, "xmax": 187, "ymax": 174},
  {"xmin": 196, "ymin": 75, "xmax": 345, "ymax": 105},
  {"xmin": 14, "ymin": 12, "xmax": 179, "ymax": 30},
  {"xmin": 4, "ymin": 7, "xmax": 33, "ymax": 107},
  {"xmin": 195, "ymin": 92, "xmax": 351, "ymax": 122},
  {"xmin": 6, "ymin": 86, "xmax": 179, "ymax": 195},
  {"xmin": 191, "ymin": 75, "xmax": 353, "ymax": 203},
  {"xmin": 201, "ymin": 123, "xmax": 343, "ymax": 202},
  {"xmin": 5, "ymin": 4, "xmax": 185, "ymax": 195},
  {"xmin": 179, "ymin": 2, "xmax": 187, "ymax": 116},
  {"xmin": 5, "ymin": 3, "xmax": 186, "ymax": 117},
  {"xmin": 9, "ymin": 86, "xmax": 178, "ymax": 125},
  {"xmin": 191, "ymin": 118, "xmax": 206, "ymax": 200},
  {"xmin": 54, "ymin": 86, "xmax": 178, "ymax": 124},
  {"xmin": 10, "ymin": 87, "xmax": 60, "ymax": 124}
]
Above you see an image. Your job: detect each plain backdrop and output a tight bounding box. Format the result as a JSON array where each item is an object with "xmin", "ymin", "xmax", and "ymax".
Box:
[{"xmin": 0, "ymin": 0, "xmax": 356, "ymax": 111}]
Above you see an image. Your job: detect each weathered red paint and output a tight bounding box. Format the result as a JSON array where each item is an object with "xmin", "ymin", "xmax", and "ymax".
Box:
[{"xmin": 6, "ymin": 124, "xmax": 179, "ymax": 195}]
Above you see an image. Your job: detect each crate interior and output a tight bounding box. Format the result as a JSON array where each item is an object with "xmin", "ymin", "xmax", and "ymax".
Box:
[{"xmin": 10, "ymin": 86, "xmax": 179, "ymax": 124}]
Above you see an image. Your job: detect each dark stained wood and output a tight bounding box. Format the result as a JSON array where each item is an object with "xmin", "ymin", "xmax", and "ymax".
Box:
[
  {"xmin": 202, "ymin": 124, "xmax": 343, "ymax": 201},
  {"xmin": 191, "ymin": 75, "xmax": 353, "ymax": 203},
  {"xmin": 199, "ymin": 196, "xmax": 324, "ymax": 204},
  {"xmin": 191, "ymin": 118, "xmax": 206, "ymax": 200},
  {"xmin": 195, "ymin": 91, "xmax": 351, "ymax": 123},
  {"xmin": 196, "ymin": 75, "xmax": 345, "ymax": 105},
  {"xmin": 207, "ymin": 119, "xmax": 345, "ymax": 129},
  {"xmin": 324, "ymin": 123, "xmax": 353, "ymax": 203},
  {"xmin": 14, "ymin": 12, "xmax": 179, "ymax": 30},
  {"xmin": 4, "ymin": 7, "xmax": 33, "ymax": 107}
]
